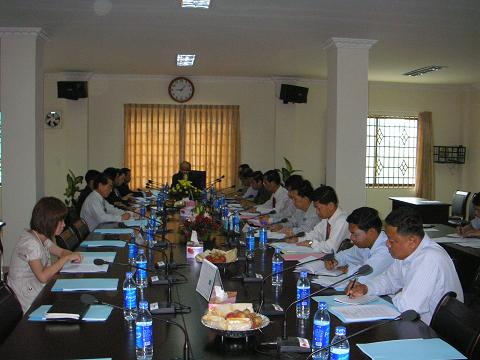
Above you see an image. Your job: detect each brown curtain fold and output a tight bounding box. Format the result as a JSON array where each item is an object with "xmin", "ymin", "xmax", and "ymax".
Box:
[
  {"xmin": 415, "ymin": 111, "xmax": 435, "ymax": 199},
  {"xmin": 124, "ymin": 104, "xmax": 239, "ymax": 189}
]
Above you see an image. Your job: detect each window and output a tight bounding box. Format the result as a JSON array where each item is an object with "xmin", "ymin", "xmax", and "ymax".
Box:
[
  {"xmin": 124, "ymin": 104, "xmax": 239, "ymax": 189},
  {"xmin": 366, "ymin": 116, "xmax": 418, "ymax": 188}
]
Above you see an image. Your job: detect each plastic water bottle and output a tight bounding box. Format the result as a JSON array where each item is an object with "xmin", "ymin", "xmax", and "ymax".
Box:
[
  {"xmin": 123, "ymin": 272, "xmax": 137, "ymax": 330},
  {"xmin": 140, "ymin": 204, "xmax": 146, "ymax": 219},
  {"xmin": 136, "ymin": 249, "xmax": 148, "ymax": 288},
  {"xmin": 330, "ymin": 326, "xmax": 349, "ymax": 360},
  {"xmin": 233, "ymin": 210, "xmax": 241, "ymax": 234},
  {"xmin": 246, "ymin": 227, "xmax": 255, "ymax": 260},
  {"xmin": 145, "ymin": 220, "xmax": 155, "ymax": 247},
  {"xmin": 222, "ymin": 206, "xmax": 229, "ymax": 232},
  {"xmin": 312, "ymin": 302, "xmax": 330, "ymax": 360},
  {"xmin": 296, "ymin": 271, "xmax": 310, "ymax": 319},
  {"xmin": 128, "ymin": 233, "xmax": 138, "ymax": 266},
  {"xmin": 135, "ymin": 300, "xmax": 153, "ymax": 360},
  {"xmin": 259, "ymin": 221, "xmax": 268, "ymax": 249},
  {"xmin": 271, "ymin": 248, "xmax": 284, "ymax": 286}
]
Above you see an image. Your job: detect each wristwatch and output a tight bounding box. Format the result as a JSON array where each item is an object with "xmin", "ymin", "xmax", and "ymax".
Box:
[{"xmin": 308, "ymin": 240, "xmax": 313, "ymax": 247}]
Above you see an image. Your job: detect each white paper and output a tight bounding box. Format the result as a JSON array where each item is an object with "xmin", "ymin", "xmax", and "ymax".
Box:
[
  {"xmin": 455, "ymin": 239, "xmax": 480, "ymax": 248},
  {"xmin": 312, "ymin": 273, "xmax": 350, "ymax": 290},
  {"xmin": 61, "ymin": 263, "xmax": 109, "ymax": 273},
  {"xmin": 191, "ymin": 230, "xmax": 199, "ymax": 245},
  {"xmin": 333, "ymin": 295, "xmax": 379, "ymax": 305},
  {"xmin": 254, "ymin": 230, "xmax": 285, "ymax": 240},
  {"xmin": 330, "ymin": 304, "xmax": 400, "ymax": 322},
  {"xmin": 295, "ymin": 260, "xmax": 343, "ymax": 276},
  {"xmin": 196, "ymin": 259, "xmax": 223, "ymax": 301},
  {"xmin": 432, "ymin": 236, "xmax": 471, "ymax": 244},
  {"xmin": 270, "ymin": 242, "xmax": 317, "ymax": 254}
]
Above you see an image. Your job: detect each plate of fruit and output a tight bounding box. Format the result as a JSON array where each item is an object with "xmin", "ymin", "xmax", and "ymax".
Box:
[
  {"xmin": 195, "ymin": 248, "xmax": 238, "ymax": 264},
  {"xmin": 201, "ymin": 303, "xmax": 269, "ymax": 337}
]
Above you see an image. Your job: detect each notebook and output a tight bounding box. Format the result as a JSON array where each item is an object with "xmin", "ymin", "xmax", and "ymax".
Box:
[
  {"xmin": 29, "ymin": 304, "xmax": 113, "ymax": 322},
  {"xmin": 45, "ymin": 300, "xmax": 89, "ymax": 321},
  {"xmin": 51, "ymin": 278, "xmax": 119, "ymax": 292}
]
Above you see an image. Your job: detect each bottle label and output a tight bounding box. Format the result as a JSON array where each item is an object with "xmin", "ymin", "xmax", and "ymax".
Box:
[
  {"xmin": 330, "ymin": 349, "xmax": 349, "ymax": 360},
  {"xmin": 137, "ymin": 261, "xmax": 147, "ymax": 280},
  {"xmin": 140, "ymin": 207, "xmax": 146, "ymax": 217},
  {"xmin": 123, "ymin": 287, "xmax": 137, "ymax": 309},
  {"xmin": 296, "ymin": 287, "xmax": 310, "ymax": 307},
  {"xmin": 247, "ymin": 237, "xmax": 255, "ymax": 251},
  {"xmin": 259, "ymin": 229, "xmax": 267, "ymax": 244},
  {"xmin": 313, "ymin": 322, "xmax": 330, "ymax": 348},
  {"xmin": 128, "ymin": 243, "xmax": 137, "ymax": 260},
  {"xmin": 272, "ymin": 261, "xmax": 283, "ymax": 274},
  {"xmin": 136, "ymin": 321, "xmax": 153, "ymax": 348}
]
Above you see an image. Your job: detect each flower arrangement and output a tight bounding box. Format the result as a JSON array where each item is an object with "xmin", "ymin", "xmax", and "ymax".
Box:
[
  {"xmin": 182, "ymin": 212, "xmax": 220, "ymax": 241},
  {"xmin": 169, "ymin": 179, "xmax": 202, "ymax": 200}
]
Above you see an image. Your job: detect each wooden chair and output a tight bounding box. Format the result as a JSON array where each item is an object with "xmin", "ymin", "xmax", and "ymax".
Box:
[
  {"xmin": 55, "ymin": 228, "xmax": 80, "ymax": 251},
  {"xmin": 430, "ymin": 291, "xmax": 480, "ymax": 359},
  {"xmin": 448, "ymin": 190, "xmax": 470, "ymax": 226},
  {"xmin": 71, "ymin": 218, "xmax": 90, "ymax": 241}
]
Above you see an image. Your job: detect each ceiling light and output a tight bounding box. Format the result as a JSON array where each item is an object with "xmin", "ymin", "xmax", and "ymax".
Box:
[
  {"xmin": 403, "ymin": 65, "xmax": 445, "ymax": 77},
  {"xmin": 181, "ymin": 0, "xmax": 210, "ymax": 9},
  {"xmin": 177, "ymin": 54, "xmax": 196, "ymax": 67}
]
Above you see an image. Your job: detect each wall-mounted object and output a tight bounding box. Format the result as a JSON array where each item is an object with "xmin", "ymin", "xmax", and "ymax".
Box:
[
  {"xmin": 433, "ymin": 145, "xmax": 466, "ymax": 164},
  {"xmin": 57, "ymin": 81, "xmax": 88, "ymax": 100},
  {"xmin": 45, "ymin": 111, "xmax": 62, "ymax": 129}
]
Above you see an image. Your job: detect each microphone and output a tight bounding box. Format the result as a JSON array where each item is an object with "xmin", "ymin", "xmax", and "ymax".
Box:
[
  {"xmin": 270, "ymin": 218, "xmax": 288, "ymax": 226},
  {"xmin": 257, "ymin": 249, "xmax": 322, "ymax": 316},
  {"xmin": 306, "ymin": 309, "xmax": 419, "ymax": 359},
  {"xmin": 270, "ymin": 265, "xmax": 373, "ymax": 353},
  {"xmin": 270, "ymin": 231, "xmax": 305, "ymax": 243},
  {"xmin": 247, "ymin": 209, "xmax": 276, "ymax": 223},
  {"xmin": 80, "ymin": 294, "xmax": 192, "ymax": 360},
  {"xmin": 205, "ymin": 175, "xmax": 225, "ymax": 190}
]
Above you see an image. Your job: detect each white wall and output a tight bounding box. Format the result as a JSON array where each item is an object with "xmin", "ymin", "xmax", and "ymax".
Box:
[{"xmin": 42, "ymin": 74, "xmax": 477, "ymax": 222}]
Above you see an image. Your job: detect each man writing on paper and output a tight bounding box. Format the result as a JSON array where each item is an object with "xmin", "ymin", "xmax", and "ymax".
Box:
[
  {"xmin": 324, "ymin": 207, "xmax": 393, "ymax": 280},
  {"xmin": 457, "ymin": 192, "xmax": 480, "ymax": 238},
  {"xmin": 271, "ymin": 179, "xmax": 320, "ymax": 236},
  {"xmin": 347, "ymin": 207, "xmax": 463, "ymax": 324},
  {"xmin": 294, "ymin": 186, "xmax": 350, "ymax": 254}
]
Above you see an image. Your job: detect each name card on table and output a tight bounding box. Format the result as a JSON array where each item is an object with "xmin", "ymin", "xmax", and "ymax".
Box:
[{"xmin": 196, "ymin": 259, "xmax": 223, "ymax": 302}]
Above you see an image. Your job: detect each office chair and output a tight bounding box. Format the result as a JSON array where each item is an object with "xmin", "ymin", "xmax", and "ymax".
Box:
[
  {"xmin": 55, "ymin": 228, "xmax": 80, "ymax": 251},
  {"xmin": 431, "ymin": 291, "xmax": 480, "ymax": 359},
  {"xmin": 468, "ymin": 193, "xmax": 478, "ymax": 221},
  {"xmin": 448, "ymin": 191, "xmax": 470, "ymax": 226},
  {"xmin": 71, "ymin": 218, "xmax": 90, "ymax": 241}
]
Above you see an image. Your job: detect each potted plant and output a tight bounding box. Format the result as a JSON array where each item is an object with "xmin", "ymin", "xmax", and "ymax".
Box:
[
  {"xmin": 63, "ymin": 169, "xmax": 83, "ymax": 225},
  {"xmin": 280, "ymin": 157, "xmax": 302, "ymax": 183}
]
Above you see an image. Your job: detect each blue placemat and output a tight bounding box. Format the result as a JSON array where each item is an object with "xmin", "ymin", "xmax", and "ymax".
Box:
[
  {"xmin": 93, "ymin": 228, "xmax": 134, "ymax": 234},
  {"xmin": 51, "ymin": 278, "xmax": 119, "ymax": 292},
  {"xmin": 29, "ymin": 304, "xmax": 113, "ymax": 322},
  {"xmin": 79, "ymin": 240, "xmax": 125, "ymax": 248}
]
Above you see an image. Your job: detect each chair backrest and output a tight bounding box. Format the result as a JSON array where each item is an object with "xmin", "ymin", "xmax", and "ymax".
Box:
[
  {"xmin": 71, "ymin": 218, "xmax": 90, "ymax": 241},
  {"xmin": 0, "ymin": 281, "xmax": 23, "ymax": 344},
  {"xmin": 451, "ymin": 190, "xmax": 470, "ymax": 219},
  {"xmin": 431, "ymin": 291, "xmax": 480, "ymax": 359},
  {"xmin": 55, "ymin": 228, "xmax": 80, "ymax": 251},
  {"xmin": 469, "ymin": 193, "xmax": 478, "ymax": 221}
]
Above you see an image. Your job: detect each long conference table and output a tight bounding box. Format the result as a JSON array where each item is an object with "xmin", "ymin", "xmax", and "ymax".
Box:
[{"xmin": 0, "ymin": 212, "xmax": 438, "ymax": 359}]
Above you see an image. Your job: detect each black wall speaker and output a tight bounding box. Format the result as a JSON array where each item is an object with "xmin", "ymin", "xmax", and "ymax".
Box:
[
  {"xmin": 279, "ymin": 84, "xmax": 308, "ymax": 104},
  {"xmin": 57, "ymin": 81, "xmax": 88, "ymax": 100}
]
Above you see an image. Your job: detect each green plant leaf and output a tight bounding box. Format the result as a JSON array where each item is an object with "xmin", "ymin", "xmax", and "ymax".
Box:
[{"xmin": 283, "ymin": 157, "xmax": 293, "ymax": 172}]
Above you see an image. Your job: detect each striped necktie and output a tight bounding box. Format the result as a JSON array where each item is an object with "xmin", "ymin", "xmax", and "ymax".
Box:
[{"xmin": 326, "ymin": 222, "xmax": 331, "ymax": 240}]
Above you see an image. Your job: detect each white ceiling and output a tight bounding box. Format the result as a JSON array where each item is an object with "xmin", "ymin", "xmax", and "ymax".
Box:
[{"xmin": 0, "ymin": 0, "xmax": 479, "ymax": 84}]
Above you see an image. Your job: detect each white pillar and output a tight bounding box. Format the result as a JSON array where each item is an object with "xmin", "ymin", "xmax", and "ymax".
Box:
[
  {"xmin": 324, "ymin": 38, "xmax": 376, "ymax": 212},
  {"xmin": 0, "ymin": 28, "xmax": 46, "ymax": 265}
]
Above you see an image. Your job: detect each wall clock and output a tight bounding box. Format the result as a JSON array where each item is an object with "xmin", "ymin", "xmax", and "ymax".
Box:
[
  {"xmin": 45, "ymin": 111, "xmax": 62, "ymax": 129},
  {"xmin": 168, "ymin": 77, "xmax": 195, "ymax": 103}
]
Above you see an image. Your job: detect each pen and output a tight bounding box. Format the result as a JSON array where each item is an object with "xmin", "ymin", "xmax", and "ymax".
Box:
[{"xmin": 347, "ymin": 277, "xmax": 357, "ymax": 297}]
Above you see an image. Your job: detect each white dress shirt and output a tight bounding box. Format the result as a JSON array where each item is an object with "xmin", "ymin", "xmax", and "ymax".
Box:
[
  {"xmin": 81, "ymin": 190, "xmax": 125, "ymax": 231},
  {"xmin": 257, "ymin": 186, "xmax": 295, "ymax": 219},
  {"xmin": 471, "ymin": 216, "xmax": 480, "ymax": 229},
  {"xmin": 364, "ymin": 234, "xmax": 463, "ymax": 325},
  {"xmin": 335, "ymin": 231, "xmax": 393, "ymax": 280},
  {"xmin": 299, "ymin": 207, "xmax": 349, "ymax": 254},
  {"xmin": 242, "ymin": 186, "xmax": 258, "ymax": 200},
  {"xmin": 284, "ymin": 202, "xmax": 320, "ymax": 234}
]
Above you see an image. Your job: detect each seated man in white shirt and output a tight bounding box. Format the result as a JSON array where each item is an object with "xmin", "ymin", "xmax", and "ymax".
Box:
[
  {"xmin": 347, "ymin": 207, "xmax": 463, "ymax": 325},
  {"xmin": 80, "ymin": 173, "xmax": 132, "ymax": 231},
  {"xmin": 457, "ymin": 192, "xmax": 480, "ymax": 238},
  {"xmin": 271, "ymin": 179, "xmax": 320, "ymax": 236},
  {"xmin": 256, "ymin": 170, "xmax": 295, "ymax": 219},
  {"xmin": 324, "ymin": 207, "xmax": 393, "ymax": 280},
  {"xmin": 241, "ymin": 168, "xmax": 258, "ymax": 200},
  {"xmin": 295, "ymin": 186, "xmax": 350, "ymax": 254}
]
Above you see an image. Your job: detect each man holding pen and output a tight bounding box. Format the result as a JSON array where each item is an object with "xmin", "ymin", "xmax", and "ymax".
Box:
[
  {"xmin": 457, "ymin": 193, "xmax": 480, "ymax": 238},
  {"xmin": 346, "ymin": 207, "xmax": 463, "ymax": 325}
]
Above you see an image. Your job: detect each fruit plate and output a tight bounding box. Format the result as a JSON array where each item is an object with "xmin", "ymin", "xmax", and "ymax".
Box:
[
  {"xmin": 195, "ymin": 248, "xmax": 238, "ymax": 264},
  {"xmin": 201, "ymin": 314, "xmax": 270, "ymax": 338}
]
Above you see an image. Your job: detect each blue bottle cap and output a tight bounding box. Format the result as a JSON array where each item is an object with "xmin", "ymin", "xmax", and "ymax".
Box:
[
  {"xmin": 275, "ymin": 248, "xmax": 281, "ymax": 254},
  {"xmin": 300, "ymin": 271, "xmax": 308, "ymax": 278},
  {"xmin": 335, "ymin": 326, "xmax": 346, "ymax": 336},
  {"xmin": 139, "ymin": 300, "xmax": 148, "ymax": 310},
  {"xmin": 319, "ymin": 301, "xmax": 327, "ymax": 310},
  {"xmin": 138, "ymin": 249, "xmax": 144, "ymax": 254},
  {"xmin": 126, "ymin": 271, "xmax": 133, "ymax": 278}
]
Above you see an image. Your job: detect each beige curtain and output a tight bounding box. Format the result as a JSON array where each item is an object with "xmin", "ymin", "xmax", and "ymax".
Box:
[
  {"xmin": 415, "ymin": 111, "xmax": 435, "ymax": 198},
  {"xmin": 124, "ymin": 104, "xmax": 240, "ymax": 189}
]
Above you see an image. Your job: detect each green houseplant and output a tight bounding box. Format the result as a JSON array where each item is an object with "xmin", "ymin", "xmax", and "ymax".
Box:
[
  {"xmin": 64, "ymin": 169, "xmax": 83, "ymax": 207},
  {"xmin": 281, "ymin": 157, "xmax": 302, "ymax": 183}
]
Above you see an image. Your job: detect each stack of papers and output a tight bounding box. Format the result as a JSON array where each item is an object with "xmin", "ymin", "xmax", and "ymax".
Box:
[
  {"xmin": 254, "ymin": 230, "xmax": 285, "ymax": 240},
  {"xmin": 455, "ymin": 239, "xmax": 480, "ymax": 248},
  {"xmin": 79, "ymin": 240, "xmax": 126, "ymax": 248},
  {"xmin": 270, "ymin": 242, "xmax": 317, "ymax": 254},
  {"xmin": 61, "ymin": 252, "xmax": 116, "ymax": 273},
  {"xmin": 357, "ymin": 338, "xmax": 466, "ymax": 360},
  {"xmin": 295, "ymin": 256, "xmax": 343, "ymax": 276},
  {"xmin": 239, "ymin": 212, "xmax": 259, "ymax": 219},
  {"xmin": 122, "ymin": 219, "xmax": 147, "ymax": 227},
  {"xmin": 313, "ymin": 295, "xmax": 390, "ymax": 308},
  {"xmin": 29, "ymin": 304, "xmax": 113, "ymax": 322},
  {"xmin": 93, "ymin": 228, "xmax": 134, "ymax": 235},
  {"xmin": 312, "ymin": 273, "xmax": 350, "ymax": 290},
  {"xmin": 51, "ymin": 278, "xmax": 119, "ymax": 292},
  {"xmin": 329, "ymin": 303, "xmax": 400, "ymax": 323},
  {"xmin": 333, "ymin": 295, "xmax": 378, "ymax": 305}
]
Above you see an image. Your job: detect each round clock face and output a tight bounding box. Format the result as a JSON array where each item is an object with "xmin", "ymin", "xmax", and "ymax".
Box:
[{"xmin": 168, "ymin": 77, "xmax": 194, "ymax": 103}]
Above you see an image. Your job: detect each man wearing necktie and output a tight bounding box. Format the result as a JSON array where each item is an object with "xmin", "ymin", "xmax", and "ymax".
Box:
[
  {"xmin": 295, "ymin": 186, "xmax": 349, "ymax": 255},
  {"xmin": 255, "ymin": 170, "xmax": 295, "ymax": 220}
]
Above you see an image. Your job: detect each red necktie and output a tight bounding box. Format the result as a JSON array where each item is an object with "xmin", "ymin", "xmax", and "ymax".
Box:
[
  {"xmin": 326, "ymin": 222, "xmax": 331, "ymax": 240},
  {"xmin": 272, "ymin": 196, "xmax": 276, "ymax": 208}
]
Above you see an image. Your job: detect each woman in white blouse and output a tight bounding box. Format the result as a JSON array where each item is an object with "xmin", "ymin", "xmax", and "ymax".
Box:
[{"xmin": 8, "ymin": 197, "xmax": 82, "ymax": 312}]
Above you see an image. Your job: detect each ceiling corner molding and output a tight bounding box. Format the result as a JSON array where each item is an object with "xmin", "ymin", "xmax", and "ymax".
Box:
[
  {"xmin": 0, "ymin": 27, "xmax": 49, "ymax": 40},
  {"xmin": 323, "ymin": 37, "xmax": 377, "ymax": 50}
]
